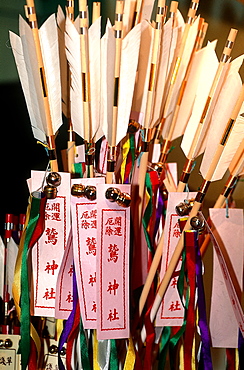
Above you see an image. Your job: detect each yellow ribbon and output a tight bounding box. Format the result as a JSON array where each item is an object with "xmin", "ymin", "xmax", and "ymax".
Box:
[
  {"xmin": 179, "ymin": 341, "xmax": 184, "ymax": 370},
  {"xmin": 93, "ymin": 330, "xmax": 100, "ymax": 370},
  {"xmin": 56, "ymin": 319, "xmax": 63, "ymax": 342},
  {"xmin": 12, "ymin": 195, "xmax": 41, "ymax": 362},
  {"xmin": 120, "ymin": 135, "xmax": 130, "ymax": 183},
  {"xmin": 123, "ymin": 337, "xmax": 136, "ymax": 370}
]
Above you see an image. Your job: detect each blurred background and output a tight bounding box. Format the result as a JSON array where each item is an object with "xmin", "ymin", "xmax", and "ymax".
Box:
[{"xmin": 0, "ymin": 0, "xmax": 244, "ymax": 230}]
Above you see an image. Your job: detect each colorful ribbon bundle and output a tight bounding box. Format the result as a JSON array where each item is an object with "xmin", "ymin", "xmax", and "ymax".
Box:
[{"xmin": 1, "ymin": 0, "xmax": 244, "ymax": 369}]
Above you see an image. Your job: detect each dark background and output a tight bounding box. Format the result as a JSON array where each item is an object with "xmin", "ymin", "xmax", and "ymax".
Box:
[{"xmin": 0, "ymin": 0, "xmax": 244, "ymax": 237}]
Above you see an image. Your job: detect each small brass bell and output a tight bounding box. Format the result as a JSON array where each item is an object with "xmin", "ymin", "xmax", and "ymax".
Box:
[
  {"xmin": 85, "ymin": 186, "xmax": 96, "ymax": 201},
  {"xmin": 105, "ymin": 187, "xmax": 121, "ymax": 202},
  {"xmin": 127, "ymin": 119, "xmax": 140, "ymax": 133},
  {"xmin": 71, "ymin": 184, "xmax": 86, "ymax": 197},
  {"xmin": 49, "ymin": 344, "xmax": 58, "ymax": 354},
  {"xmin": 175, "ymin": 199, "xmax": 194, "ymax": 216},
  {"xmin": 116, "ymin": 192, "xmax": 131, "ymax": 208},
  {"xmin": 190, "ymin": 216, "xmax": 205, "ymax": 231},
  {"xmin": 4, "ymin": 338, "xmax": 13, "ymax": 348},
  {"xmin": 44, "ymin": 185, "xmax": 57, "ymax": 199},
  {"xmin": 60, "ymin": 347, "xmax": 66, "ymax": 356},
  {"xmin": 46, "ymin": 172, "xmax": 61, "ymax": 187}
]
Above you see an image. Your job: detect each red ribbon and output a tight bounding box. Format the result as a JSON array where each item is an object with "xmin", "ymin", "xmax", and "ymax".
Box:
[{"xmin": 184, "ymin": 231, "xmax": 197, "ymax": 369}]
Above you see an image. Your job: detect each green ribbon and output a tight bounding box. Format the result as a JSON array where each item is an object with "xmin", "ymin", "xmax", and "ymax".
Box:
[
  {"xmin": 109, "ymin": 339, "xmax": 119, "ymax": 370},
  {"xmin": 158, "ymin": 326, "xmax": 171, "ymax": 368},
  {"xmin": 73, "ymin": 162, "xmax": 84, "ymax": 178},
  {"xmin": 79, "ymin": 318, "xmax": 91, "ymax": 370},
  {"xmin": 142, "ymin": 173, "xmax": 154, "ymax": 253},
  {"xmin": 19, "ymin": 193, "xmax": 43, "ymax": 369},
  {"xmin": 129, "ymin": 133, "xmax": 135, "ymax": 180},
  {"xmin": 169, "ymin": 247, "xmax": 188, "ymax": 369}
]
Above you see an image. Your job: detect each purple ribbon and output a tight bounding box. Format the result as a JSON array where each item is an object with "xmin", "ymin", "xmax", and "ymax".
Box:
[
  {"xmin": 153, "ymin": 190, "xmax": 164, "ymax": 241},
  {"xmin": 238, "ymin": 329, "xmax": 244, "ymax": 368},
  {"xmin": 58, "ymin": 261, "xmax": 78, "ymax": 370},
  {"xmin": 195, "ymin": 242, "xmax": 213, "ymax": 370}
]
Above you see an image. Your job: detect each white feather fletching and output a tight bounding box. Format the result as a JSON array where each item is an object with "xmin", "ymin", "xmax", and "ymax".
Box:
[
  {"xmin": 39, "ymin": 13, "xmax": 63, "ymax": 134},
  {"xmin": 152, "ymin": 11, "xmax": 185, "ymax": 126},
  {"xmin": 65, "ymin": 16, "xmax": 84, "ymax": 138},
  {"xmin": 88, "ymin": 17, "xmax": 102, "ymax": 141},
  {"xmin": 57, "ymin": 5, "xmax": 69, "ymax": 117},
  {"xmin": 116, "ymin": 23, "xmax": 141, "ymax": 145},
  {"xmin": 200, "ymin": 72, "xmax": 243, "ymax": 181},
  {"xmin": 131, "ymin": 20, "xmax": 153, "ymax": 127},
  {"xmin": 162, "ymin": 16, "xmax": 200, "ymax": 138},
  {"xmin": 141, "ymin": 0, "xmax": 156, "ymax": 22},
  {"xmin": 229, "ymin": 127, "xmax": 244, "ymax": 176},
  {"xmin": 123, "ymin": 0, "xmax": 136, "ymax": 37},
  {"xmin": 100, "ymin": 19, "xmax": 116, "ymax": 145},
  {"xmin": 9, "ymin": 30, "xmax": 46, "ymax": 143},
  {"xmin": 19, "ymin": 16, "xmax": 49, "ymax": 140},
  {"xmin": 180, "ymin": 42, "xmax": 219, "ymax": 158},
  {"xmin": 173, "ymin": 41, "xmax": 217, "ymax": 141}
]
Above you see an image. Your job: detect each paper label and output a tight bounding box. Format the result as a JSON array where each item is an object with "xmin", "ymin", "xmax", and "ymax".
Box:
[
  {"xmin": 31, "ymin": 171, "xmax": 70, "ymax": 317},
  {"xmin": 98, "ymin": 138, "xmax": 108, "ymax": 174},
  {"xmin": 209, "ymin": 208, "xmax": 244, "ymax": 348},
  {"xmin": 0, "ymin": 335, "xmax": 21, "ymax": 370},
  {"xmin": 55, "ymin": 230, "xmax": 73, "ymax": 319},
  {"xmin": 97, "ymin": 184, "xmax": 130, "ymax": 340},
  {"xmin": 71, "ymin": 177, "xmax": 105, "ymax": 329},
  {"xmin": 156, "ymin": 192, "xmax": 196, "ymax": 327}
]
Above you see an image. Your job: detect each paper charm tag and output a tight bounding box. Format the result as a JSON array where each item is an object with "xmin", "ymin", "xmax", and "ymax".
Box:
[
  {"xmin": 209, "ymin": 208, "xmax": 244, "ymax": 348},
  {"xmin": 96, "ymin": 184, "xmax": 131, "ymax": 340},
  {"xmin": 74, "ymin": 144, "xmax": 85, "ymax": 163},
  {"xmin": 6, "ymin": 238, "xmax": 18, "ymax": 299},
  {"xmin": 0, "ymin": 237, "xmax": 4, "ymax": 299},
  {"xmin": 71, "ymin": 177, "xmax": 105, "ymax": 329},
  {"xmin": 0, "ymin": 335, "xmax": 21, "ymax": 370},
  {"xmin": 156, "ymin": 191, "xmax": 196, "ymax": 327},
  {"xmin": 55, "ymin": 229, "xmax": 74, "ymax": 319},
  {"xmin": 30, "ymin": 171, "xmax": 71, "ymax": 317},
  {"xmin": 97, "ymin": 137, "xmax": 108, "ymax": 174},
  {"xmin": 42, "ymin": 339, "xmax": 66, "ymax": 370}
]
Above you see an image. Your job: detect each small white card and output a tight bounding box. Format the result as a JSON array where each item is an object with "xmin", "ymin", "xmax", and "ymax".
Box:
[
  {"xmin": 156, "ymin": 191, "xmax": 196, "ymax": 327},
  {"xmin": 30, "ymin": 171, "xmax": 71, "ymax": 317}
]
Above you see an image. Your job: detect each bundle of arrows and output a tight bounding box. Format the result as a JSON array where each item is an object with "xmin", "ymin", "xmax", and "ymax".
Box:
[{"xmin": 0, "ymin": 0, "xmax": 244, "ymax": 369}]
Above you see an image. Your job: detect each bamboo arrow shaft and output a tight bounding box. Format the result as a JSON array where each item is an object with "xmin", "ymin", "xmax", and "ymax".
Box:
[
  {"xmin": 25, "ymin": 0, "xmax": 58, "ymax": 171},
  {"xmin": 106, "ymin": 0, "xmax": 125, "ymax": 184}
]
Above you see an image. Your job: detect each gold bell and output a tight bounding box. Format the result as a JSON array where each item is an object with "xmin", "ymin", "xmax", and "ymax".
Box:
[
  {"xmin": 44, "ymin": 185, "xmax": 57, "ymax": 199},
  {"xmin": 116, "ymin": 192, "xmax": 131, "ymax": 208},
  {"xmin": 105, "ymin": 187, "xmax": 121, "ymax": 202},
  {"xmin": 46, "ymin": 172, "xmax": 61, "ymax": 187},
  {"xmin": 127, "ymin": 119, "xmax": 140, "ymax": 134},
  {"xmin": 49, "ymin": 344, "xmax": 58, "ymax": 354},
  {"xmin": 175, "ymin": 199, "xmax": 194, "ymax": 216},
  {"xmin": 190, "ymin": 216, "xmax": 205, "ymax": 232},
  {"xmin": 71, "ymin": 184, "xmax": 86, "ymax": 197},
  {"xmin": 84, "ymin": 186, "xmax": 96, "ymax": 201}
]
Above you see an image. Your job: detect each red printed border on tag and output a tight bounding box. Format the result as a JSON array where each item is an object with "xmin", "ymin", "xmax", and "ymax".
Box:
[
  {"xmin": 160, "ymin": 213, "xmax": 184, "ymax": 320},
  {"xmin": 76, "ymin": 202, "xmax": 97, "ymax": 323},
  {"xmin": 99, "ymin": 209, "xmax": 127, "ymax": 332},
  {"xmin": 34, "ymin": 196, "xmax": 67, "ymax": 310}
]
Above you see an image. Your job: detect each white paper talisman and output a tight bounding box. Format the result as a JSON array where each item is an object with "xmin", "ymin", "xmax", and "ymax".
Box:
[
  {"xmin": 96, "ymin": 184, "xmax": 131, "ymax": 340},
  {"xmin": 156, "ymin": 191, "xmax": 196, "ymax": 327},
  {"xmin": 55, "ymin": 229, "xmax": 74, "ymax": 319},
  {"xmin": 31, "ymin": 171, "xmax": 71, "ymax": 317},
  {"xmin": 209, "ymin": 208, "xmax": 244, "ymax": 348},
  {"xmin": 71, "ymin": 177, "xmax": 105, "ymax": 329}
]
